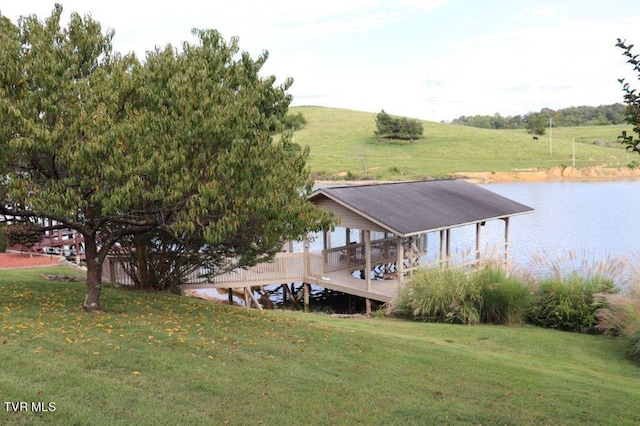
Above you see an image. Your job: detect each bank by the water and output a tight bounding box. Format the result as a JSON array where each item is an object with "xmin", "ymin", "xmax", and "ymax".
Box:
[
  {"xmin": 316, "ymin": 165, "xmax": 640, "ymax": 186},
  {"xmin": 457, "ymin": 165, "xmax": 640, "ymax": 183}
]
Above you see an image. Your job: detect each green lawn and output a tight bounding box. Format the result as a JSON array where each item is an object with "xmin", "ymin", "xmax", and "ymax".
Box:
[
  {"xmin": 1, "ymin": 266, "xmax": 639, "ymax": 425},
  {"xmin": 290, "ymin": 106, "xmax": 635, "ymax": 180}
]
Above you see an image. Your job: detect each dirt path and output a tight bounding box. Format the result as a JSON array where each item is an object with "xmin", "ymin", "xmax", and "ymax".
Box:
[{"xmin": 0, "ymin": 252, "xmax": 66, "ymax": 270}]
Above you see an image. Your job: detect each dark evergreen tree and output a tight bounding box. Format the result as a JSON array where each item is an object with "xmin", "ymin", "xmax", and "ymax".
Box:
[{"xmin": 375, "ymin": 110, "xmax": 423, "ymax": 141}]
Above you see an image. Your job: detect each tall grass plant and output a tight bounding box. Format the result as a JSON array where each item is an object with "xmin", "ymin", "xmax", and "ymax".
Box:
[
  {"xmin": 396, "ymin": 267, "xmax": 481, "ymax": 324},
  {"xmin": 473, "ymin": 267, "xmax": 532, "ymax": 325}
]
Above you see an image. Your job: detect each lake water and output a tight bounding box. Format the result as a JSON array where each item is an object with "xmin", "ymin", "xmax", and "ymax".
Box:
[{"xmin": 479, "ymin": 179, "xmax": 640, "ymax": 267}]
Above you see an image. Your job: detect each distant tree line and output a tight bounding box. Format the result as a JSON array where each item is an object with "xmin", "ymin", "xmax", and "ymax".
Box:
[{"xmin": 452, "ymin": 104, "xmax": 627, "ymax": 130}]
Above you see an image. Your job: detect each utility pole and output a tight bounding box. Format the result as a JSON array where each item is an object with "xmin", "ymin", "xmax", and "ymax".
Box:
[{"xmin": 549, "ymin": 117, "xmax": 553, "ymax": 157}]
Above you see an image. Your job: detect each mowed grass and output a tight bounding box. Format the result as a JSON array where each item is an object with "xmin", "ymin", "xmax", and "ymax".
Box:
[
  {"xmin": 1, "ymin": 266, "xmax": 639, "ymax": 425},
  {"xmin": 290, "ymin": 106, "xmax": 636, "ymax": 180}
]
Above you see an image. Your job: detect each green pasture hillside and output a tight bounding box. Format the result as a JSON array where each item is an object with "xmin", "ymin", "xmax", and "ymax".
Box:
[{"xmin": 289, "ymin": 106, "xmax": 635, "ymax": 180}]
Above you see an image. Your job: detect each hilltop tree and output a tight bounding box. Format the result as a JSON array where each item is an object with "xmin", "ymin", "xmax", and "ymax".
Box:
[
  {"xmin": 616, "ymin": 39, "xmax": 640, "ymax": 154},
  {"xmin": 0, "ymin": 5, "xmax": 332, "ymax": 311},
  {"xmin": 375, "ymin": 110, "xmax": 424, "ymax": 141},
  {"xmin": 525, "ymin": 112, "xmax": 547, "ymax": 137},
  {"xmin": 282, "ymin": 112, "xmax": 307, "ymax": 130}
]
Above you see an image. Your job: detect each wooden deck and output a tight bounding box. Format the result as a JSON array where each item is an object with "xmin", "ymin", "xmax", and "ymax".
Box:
[{"xmin": 181, "ymin": 251, "xmax": 402, "ymax": 303}]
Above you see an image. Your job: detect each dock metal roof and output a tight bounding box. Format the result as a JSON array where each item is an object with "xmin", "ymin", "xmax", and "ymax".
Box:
[{"xmin": 309, "ymin": 179, "xmax": 534, "ymax": 237}]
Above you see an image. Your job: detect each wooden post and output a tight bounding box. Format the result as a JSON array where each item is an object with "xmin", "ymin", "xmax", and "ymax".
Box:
[
  {"xmin": 396, "ymin": 237, "xmax": 404, "ymax": 284},
  {"xmin": 228, "ymin": 288, "xmax": 233, "ymax": 305},
  {"xmin": 504, "ymin": 217, "xmax": 510, "ymax": 264},
  {"xmin": 247, "ymin": 290, "xmax": 263, "ymax": 311},
  {"xmin": 365, "ymin": 298, "xmax": 372, "ymax": 315},
  {"xmin": 345, "ymin": 228, "xmax": 351, "ymax": 270},
  {"xmin": 303, "ymin": 235, "xmax": 309, "ymax": 278},
  {"xmin": 243, "ymin": 287, "xmax": 250, "ymax": 308},
  {"xmin": 365, "ymin": 230, "xmax": 371, "ymax": 292},
  {"xmin": 476, "ymin": 222, "xmax": 482, "ymax": 263},
  {"xmin": 323, "ymin": 230, "xmax": 331, "ymax": 250},
  {"xmin": 303, "ymin": 283, "xmax": 310, "ymax": 312},
  {"xmin": 439, "ymin": 230, "xmax": 445, "ymax": 267}
]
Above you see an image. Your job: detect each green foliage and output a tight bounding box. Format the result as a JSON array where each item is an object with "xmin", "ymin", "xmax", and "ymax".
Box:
[
  {"xmin": 473, "ymin": 267, "xmax": 533, "ymax": 325},
  {"xmin": 453, "ymin": 104, "xmax": 626, "ymax": 129},
  {"xmin": 375, "ymin": 110, "xmax": 424, "ymax": 141},
  {"xmin": 528, "ymin": 275, "xmax": 616, "ymax": 332},
  {"xmin": 616, "ymin": 39, "xmax": 640, "ymax": 155},
  {"xmin": 282, "ymin": 112, "xmax": 307, "ymax": 130},
  {"xmin": 1, "ymin": 223, "xmax": 43, "ymax": 249},
  {"xmin": 0, "ymin": 6, "xmax": 333, "ymax": 310},
  {"xmin": 526, "ymin": 112, "xmax": 548, "ymax": 136},
  {"xmin": 0, "ymin": 224, "xmax": 6, "ymax": 252},
  {"xmin": 595, "ymin": 285, "xmax": 640, "ymax": 365},
  {"xmin": 396, "ymin": 267, "xmax": 481, "ymax": 324},
  {"xmin": 396, "ymin": 266, "xmax": 532, "ymax": 326}
]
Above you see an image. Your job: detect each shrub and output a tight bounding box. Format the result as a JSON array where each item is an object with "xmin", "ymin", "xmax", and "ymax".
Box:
[
  {"xmin": 0, "ymin": 224, "xmax": 6, "ymax": 252},
  {"xmin": 395, "ymin": 268, "xmax": 481, "ymax": 324},
  {"xmin": 2, "ymin": 222, "xmax": 43, "ymax": 250},
  {"xmin": 595, "ymin": 284, "xmax": 640, "ymax": 365},
  {"xmin": 472, "ymin": 267, "xmax": 533, "ymax": 325},
  {"xmin": 528, "ymin": 274, "xmax": 615, "ymax": 333}
]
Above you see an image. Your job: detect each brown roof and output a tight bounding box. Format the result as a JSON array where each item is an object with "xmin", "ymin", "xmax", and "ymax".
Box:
[{"xmin": 309, "ymin": 179, "xmax": 534, "ymax": 236}]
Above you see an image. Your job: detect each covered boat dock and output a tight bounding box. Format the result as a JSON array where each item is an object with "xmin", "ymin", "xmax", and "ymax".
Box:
[{"xmin": 182, "ymin": 179, "xmax": 534, "ymax": 312}]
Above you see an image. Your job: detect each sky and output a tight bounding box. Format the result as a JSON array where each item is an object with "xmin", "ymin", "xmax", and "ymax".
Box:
[{"xmin": 1, "ymin": 0, "xmax": 639, "ymax": 122}]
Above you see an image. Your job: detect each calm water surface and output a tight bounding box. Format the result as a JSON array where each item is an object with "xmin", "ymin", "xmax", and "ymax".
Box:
[{"xmin": 479, "ymin": 179, "xmax": 640, "ymax": 266}]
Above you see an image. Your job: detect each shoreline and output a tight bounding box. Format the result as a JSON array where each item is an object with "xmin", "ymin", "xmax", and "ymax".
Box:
[{"xmin": 315, "ymin": 165, "xmax": 640, "ymax": 186}]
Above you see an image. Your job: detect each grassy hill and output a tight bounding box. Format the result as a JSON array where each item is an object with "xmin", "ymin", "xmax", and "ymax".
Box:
[
  {"xmin": 289, "ymin": 106, "xmax": 635, "ymax": 180},
  {"xmin": 1, "ymin": 266, "xmax": 639, "ymax": 425}
]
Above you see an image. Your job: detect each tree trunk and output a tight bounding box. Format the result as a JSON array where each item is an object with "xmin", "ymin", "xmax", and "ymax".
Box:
[
  {"xmin": 134, "ymin": 235, "xmax": 150, "ymax": 290},
  {"xmin": 83, "ymin": 235, "xmax": 103, "ymax": 312}
]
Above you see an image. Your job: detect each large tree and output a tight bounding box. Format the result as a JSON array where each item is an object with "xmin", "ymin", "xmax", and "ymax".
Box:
[
  {"xmin": 616, "ymin": 39, "xmax": 640, "ymax": 153},
  {"xmin": 0, "ymin": 5, "xmax": 332, "ymax": 311},
  {"xmin": 525, "ymin": 112, "xmax": 547, "ymax": 137}
]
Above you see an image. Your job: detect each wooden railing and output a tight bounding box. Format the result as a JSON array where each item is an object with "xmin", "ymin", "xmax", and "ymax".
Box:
[
  {"xmin": 323, "ymin": 237, "xmax": 408, "ymax": 273},
  {"xmin": 207, "ymin": 253, "xmax": 305, "ymax": 286},
  {"xmin": 104, "ymin": 253, "xmax": 309, "ymax": 287}
]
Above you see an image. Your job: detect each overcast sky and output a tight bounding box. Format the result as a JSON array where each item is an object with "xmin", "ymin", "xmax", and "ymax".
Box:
[{"xmin": 2, "ymin": 1, "xmax": 639, "ymax": 122}]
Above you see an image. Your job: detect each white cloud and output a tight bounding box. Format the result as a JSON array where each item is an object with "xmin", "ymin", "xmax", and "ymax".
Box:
[{"xmin": 2, "ymin": 0, "xmax": 640, "ymax": 121}]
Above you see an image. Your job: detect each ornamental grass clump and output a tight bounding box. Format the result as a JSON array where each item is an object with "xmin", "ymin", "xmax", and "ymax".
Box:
[
  {"xmin": 395, "ymin": 267, "xmax": 481, "ymax": 324},
  {"xmin": 472, "ymin": 267, "xmax": 532, "ymax": 325},
  {"xmin": 527, "ymin": 250, "xmax": 623, "ymax": 333},
  {"xmin": 527, "ymin": 275, "xmax": 615, "ymax": 333},
  {"xmin": 594, "ymin": 256, "xmax": 640, "ymax": 365}
]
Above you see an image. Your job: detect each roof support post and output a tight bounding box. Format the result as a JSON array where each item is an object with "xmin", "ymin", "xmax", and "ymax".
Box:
[
  {"xmin": 364, "ymin": 230, "xmax": 372, "ymax": 292},
  {"xmin": 323, "ymin": 230, "xmax": 331, "ymax": 250},
  {"xmin": 504, "ymin": 217, "xmax": 510, "ymax": 265},
  {"xmin": 346, "ymin": 228, "xmax": 351, "ymax": 270},
  {"xmin": 396, "ymin": 237, "xmax": 404, "ymax": 284},
  {"xmin": 476, "ymin": 223, "xmax": 482, "ymax": 263},
  {"xmin": 303, "ymin": 235, "xmax": 309, "ymax": 277},
  {"xmin": 446, "ymin": 229, "xmax": 451, "ymax": 267}
]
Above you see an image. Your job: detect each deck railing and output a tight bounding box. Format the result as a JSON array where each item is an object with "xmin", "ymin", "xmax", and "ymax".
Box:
[
  {"xmin": 207, "ymin": 253, "xmax": 305, "ymax": 286},
  {"xmin": 323, "ymin": 237, "xmax": 409, "ymax": 273},
  {"xmin": 104, "ymin": 252, "xmax": 309, "ymax": 287}
]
